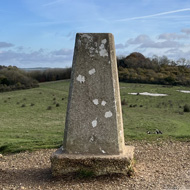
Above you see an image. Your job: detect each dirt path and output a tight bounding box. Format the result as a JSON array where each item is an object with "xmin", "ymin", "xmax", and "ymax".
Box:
[{"xmin": 0, "ymin": 141, "xmax": 190, "ymax": 190}]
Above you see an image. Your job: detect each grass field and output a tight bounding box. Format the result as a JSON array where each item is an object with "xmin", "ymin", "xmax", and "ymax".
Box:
[{"xmin": 0, "ymin": 80, "xmax": 190, "ymax": 153}]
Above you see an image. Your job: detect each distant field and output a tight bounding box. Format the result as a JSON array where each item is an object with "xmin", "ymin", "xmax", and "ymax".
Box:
[{"xmin": 0, "ymin": 80, "xmax": 190, "ymax": 153}]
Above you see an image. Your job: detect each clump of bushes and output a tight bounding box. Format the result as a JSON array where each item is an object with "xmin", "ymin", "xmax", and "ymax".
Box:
[{"xmin": 184, "ymin": 104, "xmax": 190, "ymax": 112}]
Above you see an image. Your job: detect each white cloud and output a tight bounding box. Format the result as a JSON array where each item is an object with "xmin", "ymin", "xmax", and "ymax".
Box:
[
  {"xmin": 139, "ymin": 40, "xmax": 182, "ymax": 49},
  {"xmin": 181, "ymin": 28, "xmax": 190, "ymax": 35},
  {"xmin": 127, "ymin": 35, "xmax": 152, "ymax": 44},
  {"xmin": 158, "ymin": 33, "xmax": 188, "ymax": 40},
  {"xmin": 116, "ymin": 30, "xmax": 190, "ymax": 61},
  {"xmin": 165, "ymin": 48, "xmax": 190, "ymax": 60},
  {"xmin": 0, "ymin": 48, "xmax": 73, "ymax": 68},
  {"xmin": 0, "ymin": 42, "xmax": 14, "ymax": 48},
  {"xmin": 51, "ymin": 48, "xmax": 73, "ymax": 56},
  {"xmin": 125, "ymin": 34, "xmax": 183, "ymax": 49}
]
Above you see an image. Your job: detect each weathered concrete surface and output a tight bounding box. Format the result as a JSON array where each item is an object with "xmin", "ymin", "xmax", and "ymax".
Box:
[
  {"xmin": 51, "ymin": 146, "xmax": 134, "ymax": 176},
  {"xmin": 51, "ymin": 33, "xmax": 134, "ymax": 176},
  {"xmin": 64, "ymin": 33, "xmax": 125, "ymax": 155}
]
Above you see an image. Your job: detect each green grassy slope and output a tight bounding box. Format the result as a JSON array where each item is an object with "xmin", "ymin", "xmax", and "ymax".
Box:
[
  {"xmin": 120, "ymin": 83, "xmax": 190, "ymax": 141},
  {"xmin": 0, "ymin": 80, "xmax": 189, "ymax": 153}
]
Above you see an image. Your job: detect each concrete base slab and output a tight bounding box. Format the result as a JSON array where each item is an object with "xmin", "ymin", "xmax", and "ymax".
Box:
[{"xmin": 51, "ymin": 146, "xmax": 135, "ymax": 177}]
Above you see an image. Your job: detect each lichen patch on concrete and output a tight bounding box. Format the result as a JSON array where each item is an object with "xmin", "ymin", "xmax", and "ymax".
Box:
[
  {"xmin": 99, "ymin": 39, "xmax": 108, "ymax": 57},
  {"xmin": 89, "ymin": 135, "xmax": 95, "ymax": 142},
  {"xmin": 81, "ymin": 34, "xmax": 93, "ymax": 41},
  {"xmin": 100, "ymin": 147, "xmax": 106, "ymax": 154},
  {"xmin": 93, "ymin": 99, "xmax": 99, "ymax": 105},
  {"xmin": 101, "ymin": 100, "xmax": 106, "ymax": 106},
  {"xmin": 76, "ymin": 75, "xmax": 85, "ymax": 83},
  {"xmin": 89, "ymin": 68, "xmax": 96, "ymax": 75},
  {"xmin": 92, "ymin": 118, "xmax": 98, "ymax": 128},
  {"xmin": 105, "ymin": 111, "xmax": 113, "ymax": 118}
]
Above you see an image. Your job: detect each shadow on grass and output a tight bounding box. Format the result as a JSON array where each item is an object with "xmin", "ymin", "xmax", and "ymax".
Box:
[{"xmin": 0, "ymin": 141, "xmax": 62, "ymax": 154}]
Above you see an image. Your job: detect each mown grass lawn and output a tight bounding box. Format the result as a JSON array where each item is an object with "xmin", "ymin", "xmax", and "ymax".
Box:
[{"xmin": 0, "ymin": 80, "xmax": 189, "ymax": 153}]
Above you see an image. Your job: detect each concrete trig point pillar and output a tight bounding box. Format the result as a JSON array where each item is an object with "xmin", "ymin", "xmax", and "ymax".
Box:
[{"xmin": 51, "ymin": 33, "xmax": 134, "ymax": 176}]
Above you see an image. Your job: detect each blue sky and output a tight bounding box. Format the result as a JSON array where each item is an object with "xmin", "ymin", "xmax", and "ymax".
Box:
[{"xmin": 0, "ymin": 0, "xmax": 190, "ymax": 68}]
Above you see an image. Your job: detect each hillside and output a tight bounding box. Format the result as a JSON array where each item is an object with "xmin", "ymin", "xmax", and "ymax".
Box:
[{"xmin": 0, "ymin": 80, "xmax": 189, "ymax": 153}]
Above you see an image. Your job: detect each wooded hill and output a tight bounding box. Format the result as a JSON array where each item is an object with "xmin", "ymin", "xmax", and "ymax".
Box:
[
  {"xmin": 0, "ymin": 66, "xmax": 39, "ymax": 92},
  {"xmin": 0, "ymin": 66, "xmax": 72, "ymax": 92},
  {"xmin": 117, "ymin": 52, "xmax": 190, "ymax": 86}
]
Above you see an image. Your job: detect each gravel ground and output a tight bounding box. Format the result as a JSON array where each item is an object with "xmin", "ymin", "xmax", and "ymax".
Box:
[{"xmin": 0, "ymin": 141, "xmax": 189, "ymax": 190}]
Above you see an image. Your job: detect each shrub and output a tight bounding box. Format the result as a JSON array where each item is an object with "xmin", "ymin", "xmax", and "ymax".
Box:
[
  {"xmin": 184, "ymin": 104, "xmax": 190, "ymax": 112},
  {"xmin": 121, "ymin": 99, "xmax": 127, "ymax": 105},
  {"xmin": 21, "ymin": 104, "xmax": 25, "ymax": 107},
  {"xmin": 56, "ymin": 103, "xmax": 60, "ymax": 107},
  {"xmin": 47, "ymin": 106, "xmax": 52, "ymax": 110}
]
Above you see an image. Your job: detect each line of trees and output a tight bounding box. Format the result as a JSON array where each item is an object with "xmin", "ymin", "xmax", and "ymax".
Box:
[
  {"xmin": 26, "ymin": 68, "xmax": 71, "ymax": 83},
  {"xmin": 117, "ymin": 52, "xmax": 190, "ymax": 86},
  {"xmin": 1, "ymin": 52, "xmax": 190, "ymax": 92}
]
